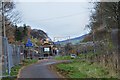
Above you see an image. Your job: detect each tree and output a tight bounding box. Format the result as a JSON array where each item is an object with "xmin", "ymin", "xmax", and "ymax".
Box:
[
  {"xmin": 64, "ymin": 43, "xmax": 73, "ymax": 55},
  {"xmin": 15, "ymin": 26, "xmax": 22, "ymax": 41},
  {"xmin": 1, "ymin": 0, "xmax": 21, "ymax": 37},
  {"xmin": 88, "ymin": 2, "xmax": 119, "ymax": 31},
  {"xmin": 23, "ymin": 24, "xmax": 28, "ymax": 42},
  {"xmin": 1, "ymin": 0, "xmax": 21, "ymax": 25},
  {"xmin": 84, "ymin": 2, "xmax": 120, "ymax": 74}
]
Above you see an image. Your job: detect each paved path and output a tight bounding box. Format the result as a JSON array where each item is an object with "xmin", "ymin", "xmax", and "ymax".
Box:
[{"xmin": 18, "ymin": 59, "xmax": 71, "ymax": 79}]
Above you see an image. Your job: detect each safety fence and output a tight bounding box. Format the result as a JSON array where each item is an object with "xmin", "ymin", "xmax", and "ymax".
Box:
[{"xmin": 2, "ymin": 37, "xmax": 24, "ymax": 76}]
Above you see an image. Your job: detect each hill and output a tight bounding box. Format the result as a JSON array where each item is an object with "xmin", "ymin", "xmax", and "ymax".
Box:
[{"xmin": 55, "ymin": 34, "xmax": 87, "ymax": 45}]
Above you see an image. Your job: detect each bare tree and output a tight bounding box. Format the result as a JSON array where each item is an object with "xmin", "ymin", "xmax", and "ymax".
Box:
[{"xmin": 2, "ymin": 1, "xmax": 21, "ymax": 25}]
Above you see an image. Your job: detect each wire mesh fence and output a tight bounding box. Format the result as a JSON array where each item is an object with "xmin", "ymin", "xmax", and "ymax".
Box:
[{"xmin": 2, "ymin": 37, "xmax": 24, "ymax": 76}]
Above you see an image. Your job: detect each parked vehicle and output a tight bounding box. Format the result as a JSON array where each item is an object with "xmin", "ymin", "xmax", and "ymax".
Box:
[{"xmin": 70, "ymin": 54, "xmax": 77, "ymax": 59}]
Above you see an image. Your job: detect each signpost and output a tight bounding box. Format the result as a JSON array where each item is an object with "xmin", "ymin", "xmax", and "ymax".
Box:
[
  {"xmin": 25, "ymin": 38, "xmax": 33, "ymax": 59},
  {"xmin": 26, "ymin": 38, "xmax": 33, "ymax": 47}
]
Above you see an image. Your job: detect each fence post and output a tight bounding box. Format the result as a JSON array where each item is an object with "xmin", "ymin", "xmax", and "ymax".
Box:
[
  {"xmin": 2, "ymin": 37, "xmax": 9, "ymax": 75},
  {"xmin": 17, "ymin": 45, "xmax": 21, "ymax": 64},
  {"xmin": 7, "ymin": 44, "xmax": 11, "ymax": 75},
  {"xmin": 0, "ymin": 36, "xmax": 2, "ymax": 78},
  {"xmin": 0, "ymin": 0, "xmax": 2, "ymax": 78}
]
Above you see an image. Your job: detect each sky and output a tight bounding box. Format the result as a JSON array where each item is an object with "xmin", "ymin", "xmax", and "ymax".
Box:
[{"xmin": 14, "ymin": 0, "xmax": 95, "ymax": 41}]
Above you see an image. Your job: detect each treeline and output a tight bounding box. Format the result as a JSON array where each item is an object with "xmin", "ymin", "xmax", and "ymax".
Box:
[
  {"xmin": 6, "ymin": 24, "xmax": 49, "ymax": 46},
  {"xmin": 84, "ymin": 2, "xmax": 119, "ymax": 42},
  {"xmin": 80, "ymin": 2, "xmax": 120, "ymax": 78}
]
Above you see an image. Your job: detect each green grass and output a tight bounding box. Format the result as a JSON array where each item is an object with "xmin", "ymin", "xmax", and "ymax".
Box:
[
  {"xmin": 10, "ymin": 65, "xmax": 22, "ymax": 76},
  {"xmin": 55, "ymin": 56, "xmax": 71, "ymax": 60},
  {"xmin": 54, "ymin": 53, "xmax": 98, "ymax": 61},
  {"xmin": 54, "ymin": 53, "xmax": 119, "ymax": 79},
  {"xmin": 55, "ymin": 60, "xmax": 118, "ymax": 78},
  {"xmin": 22, "ymin": 59, "xmax": 38, "ymax": 66}
]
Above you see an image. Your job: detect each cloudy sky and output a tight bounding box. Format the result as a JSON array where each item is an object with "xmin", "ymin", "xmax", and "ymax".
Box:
[{"xmin": 15, "ymin": 1, "xmax": 94, "ymax": 41}]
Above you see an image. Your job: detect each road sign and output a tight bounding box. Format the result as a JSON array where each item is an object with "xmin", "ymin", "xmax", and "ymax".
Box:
[{"xmin": 26, "ymin": 38, "xmax": 33, "ymax": 47}]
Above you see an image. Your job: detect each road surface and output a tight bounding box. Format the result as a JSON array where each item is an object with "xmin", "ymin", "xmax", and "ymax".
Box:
[{"xmin": 18, "ymin": 59, "xmax": 71, "ymax": 79}]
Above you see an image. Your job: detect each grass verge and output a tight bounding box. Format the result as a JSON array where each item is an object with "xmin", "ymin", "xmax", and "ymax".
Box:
[
  {"xmin": 54, "ymin": 60, "xmax": 118, "ymax": 79},
  {"xmin": 55, "ymin": 56, "xmax": 71, "ymax": 60}
]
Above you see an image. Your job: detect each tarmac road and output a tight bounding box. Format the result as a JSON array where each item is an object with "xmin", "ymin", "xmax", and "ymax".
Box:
[{"xmin": 18, "ymin": 59, "xmax": 71, "ymax": 79}]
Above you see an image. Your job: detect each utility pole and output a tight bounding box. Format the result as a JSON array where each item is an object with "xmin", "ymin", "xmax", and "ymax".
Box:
[
  {"xmin": 117, "ymin": 1, "xmax": 120, "ymax": 76},
  {"xmin": 0, "ymin": 1, "xmax": 2, "ymax": 36},
  {"xmin": 2, "ymin": 1, "xmax": 6, "ymax": 37},
  {"xmin": 0, "ymin": 0, "xmax": 2, "ymax": 79}
]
